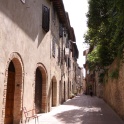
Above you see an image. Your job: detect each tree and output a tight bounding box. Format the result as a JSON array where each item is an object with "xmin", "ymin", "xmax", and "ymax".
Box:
[{"xmin": 84, "ymin": 0, "xmax": 124, "ymax": 70}]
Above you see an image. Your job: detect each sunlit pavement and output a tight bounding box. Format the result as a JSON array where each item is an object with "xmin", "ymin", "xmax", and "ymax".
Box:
[{"xmin": 28, "ymin": 94, "xmax": 124, "ymax": 124}]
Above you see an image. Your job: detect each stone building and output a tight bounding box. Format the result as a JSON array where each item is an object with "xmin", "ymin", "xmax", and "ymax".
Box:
[
  {"xmin": 83, "ymin": 48, "xmax": 96, "ymax": 95},
  {"xmin": 77, "ymin": 67, "xmax": 84, "ymax": 94},
  {"xmin": 0, "ymin": 0, "xmax": 79, "ymax": 123}
]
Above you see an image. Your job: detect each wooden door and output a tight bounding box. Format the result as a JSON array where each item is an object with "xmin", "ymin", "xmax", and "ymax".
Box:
[
  {"xmin": 35, "ymin": 68, "xmax": 42, "ymax": 114},
  {"xmin": 52, "ymin": 80, "xmax": 57, "ymax": 107},
  {"xmin": 68, "ymin": 81, "xmax": 69, "ymax": 98},
  {"xmin": 52, "ymin": 81, "xmax": 54, "ymax": 106},
  {"xmin": 64, "ymin": 82, "xmax": 66, "ymax": 102},
  {"xmin": 4, "ymin": 71, "xmax": 15, "ymax": 124},
  {"xmin": 59, "ymin": 81, "xmax": 62, "ymax": 104}
]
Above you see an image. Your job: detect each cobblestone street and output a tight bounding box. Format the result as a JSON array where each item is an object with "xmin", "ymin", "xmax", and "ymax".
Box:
[{"xmin": 28, "ymin": 94, "xmax": 124, "ymax": 124}]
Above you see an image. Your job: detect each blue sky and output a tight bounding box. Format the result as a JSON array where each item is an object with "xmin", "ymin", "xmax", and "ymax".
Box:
[{"xmin": 63, "ymin": 0, "xmax": 89, "ymax": 67}]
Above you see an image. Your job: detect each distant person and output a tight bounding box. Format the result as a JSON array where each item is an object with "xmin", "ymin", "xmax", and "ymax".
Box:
[{"xmin": 90, "ymin": 89, "xmax": 93, "ymax": 97}]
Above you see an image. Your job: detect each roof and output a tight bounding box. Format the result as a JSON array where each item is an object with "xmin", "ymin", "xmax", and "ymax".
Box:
[
  {"xmin": 51, "ymin": 0, "xmax": 67, "ymax": 25},
  {"xmin": 73, "ymin": 43, "xmax": 79, "ymax": 59},
  {"xmin": 69, "ymin": 27, "xmax": 76, "ymax": 42}
]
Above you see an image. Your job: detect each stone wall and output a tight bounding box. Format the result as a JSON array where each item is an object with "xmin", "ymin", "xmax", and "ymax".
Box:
[{"xmin": 103, "ymin": 59, "xmax": 124, "ymax": 120}]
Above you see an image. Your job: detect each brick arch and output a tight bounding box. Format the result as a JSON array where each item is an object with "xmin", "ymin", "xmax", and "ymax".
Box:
[
  {"xmin": 51, "ymin": 76, "xmax": 57, "ymax": 107},
  {"xmin": 3, "ymin": 52, "xmax": 24, "ymax": 124},
  {"xmin": 34, "ymin": 63, "xmax": 48, "ymax": 113}
]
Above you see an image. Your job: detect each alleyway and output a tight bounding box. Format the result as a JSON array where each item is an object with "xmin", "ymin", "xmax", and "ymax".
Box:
[{"xmin": 29, "ymin": 94, "xmax": 124, "ymax": 124}]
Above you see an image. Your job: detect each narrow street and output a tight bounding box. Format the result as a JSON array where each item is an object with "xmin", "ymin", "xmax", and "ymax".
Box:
[{"xmin": 29, "ymin": 94, "xmax": 124, "ymax": 124}]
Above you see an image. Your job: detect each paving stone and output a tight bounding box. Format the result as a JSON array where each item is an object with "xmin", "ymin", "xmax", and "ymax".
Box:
[{"xmin": 28, "ymin": 94, "xmax": 124, "ymax": 124}]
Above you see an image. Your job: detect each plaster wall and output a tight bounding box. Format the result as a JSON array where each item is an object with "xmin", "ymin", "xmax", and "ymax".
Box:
[{"xmin": 0, "ymin": 0, "xmax": 51, "ymax": 123}]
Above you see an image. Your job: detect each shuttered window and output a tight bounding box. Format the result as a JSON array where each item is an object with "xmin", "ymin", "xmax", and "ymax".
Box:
[
  {"xmin": 70, "ymin": 42, "xmax": 73, "ymax": 51},
  {"xmin": 66, "ymin": 39, "xmax": 69, "ymax": 48},
  {"xmin": 69, "ymin": 58, "xmax": 71, "ymax": 68},
  {"xmin": 66, "ymin": 57, "xmax": 68, "ymax": 67},
  {"xmin": 64, "ymin": 48, "xmax": 66, "ymax": 61},
  {"xmin": 59, "ymin": 23, "xmax": 63, "ymax": 37},
  {"xmin": 58, "ymin": 47, "xmax": 60, "ymax": 64},
  {"xmin": 67, "ymin": 58, "xmax": 71, "ymax": 68},
  {"xmin": 52, "ymin": 38, "xmax": 56, "ymax": 57},
  {"xmin": 61, "ymin": 49, "xmax": 63, "ymax": 64},
  {"xmin": 42, "ymin": 5, "xmax": 50, "ymax": 32}
]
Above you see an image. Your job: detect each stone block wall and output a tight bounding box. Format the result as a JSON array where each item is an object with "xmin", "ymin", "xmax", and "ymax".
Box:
[{"xmin": 103, "ymin": 59, "xmax": 124, "ymax": 120}]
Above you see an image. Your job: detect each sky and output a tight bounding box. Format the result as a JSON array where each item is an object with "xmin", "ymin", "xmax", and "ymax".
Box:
[{"xmin": 63, "ymin": 0, "xmax": 89, "ymax": 67}]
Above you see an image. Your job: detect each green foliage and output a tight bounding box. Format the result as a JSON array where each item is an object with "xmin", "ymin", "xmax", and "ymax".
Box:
[
  {"xmin": 109, "ymin": 69, "xmax": 119, "ymax": 79},
  {"xmin": 87, "ymin": 47, "xmax": 99, "ymax": 64},
  {"xmin": 99, "ymin": 72, "xmax": 105, "ymax": 83},
  {"xmin": 84, "ymin": 0, "xmax": 124, "ymax": 70}
]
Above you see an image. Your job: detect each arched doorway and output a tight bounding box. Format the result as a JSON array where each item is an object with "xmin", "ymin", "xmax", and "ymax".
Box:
[
  {"xmin": 4, "ymin": 53, "xmax": 23, "ymax": 124},
  {"xmin": 34, "ymin": 64, "xmax": 47, "ymax": 114},
  {"xmin": 51, "ymin": 77, "xmax": 57, "ymax": 107},
  {"xmin": 5, "ymin": 61, "xmax": 15, "ymax": 124}
]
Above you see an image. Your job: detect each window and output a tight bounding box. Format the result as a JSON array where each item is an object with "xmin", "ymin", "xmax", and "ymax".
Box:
[
  {"xmin": 42, "ymin": 5, "xmax": 50, "ymax": 32},
  {"xmin": 59, "ymin": 23, "xmax": 63, "ymax": 37},
  {"xmin": 58, "ymin": 47, "xmax": 60, "ymax": 64},
  {"xmin": 66, "ymin": 38, "xmax": 69, "ymax": 48},
  {"xmin": 52, "ymin": 38, "xmax": 56, "ymax": 57},
  {"xmin": 67, "ymin": 58, "xmax": 71, "ymax": 68},
  {"xmin": 70, "ymin": 42, "xmax": 73, "ymax": 51},
  {"xmin": 61, "ymin": 49, "xmax": 63, "ymax": 64},
  {"xmin": 66, "ymin": 57, "xmax": 68, "ymax": 67},
  {"xmin": 69, "ymin": 58, "xmax": 71, "ymax": 68},
  {"xmin": 64, "ymin": 48, "xmax": 66, "ymax": 61}
]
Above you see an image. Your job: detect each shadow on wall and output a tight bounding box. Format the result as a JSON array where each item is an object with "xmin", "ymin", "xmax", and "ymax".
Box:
[{"xmin": 0, "ymin": 0, "xmax": 47, "ymax": 47}]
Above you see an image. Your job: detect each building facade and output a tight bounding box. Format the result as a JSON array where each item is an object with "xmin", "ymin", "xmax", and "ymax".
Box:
[{"xmin": 0, "ymin": 0, "xmax": 81, "ymax": 123}]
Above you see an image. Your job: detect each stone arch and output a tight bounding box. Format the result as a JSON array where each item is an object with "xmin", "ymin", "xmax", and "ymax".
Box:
[
  {"xmin": 51, "ymin": 76, "xmax": 57, "ymax": 107},
  {"xmin": 3, "ymin": 52, "xmax": 24, "ymax": 124},
  {"xmin": 34, "ymin": 63, "xmax": 47, "ymax": 113}
]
